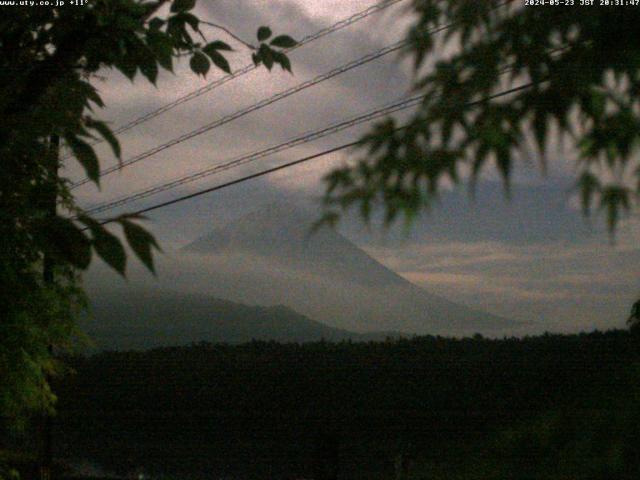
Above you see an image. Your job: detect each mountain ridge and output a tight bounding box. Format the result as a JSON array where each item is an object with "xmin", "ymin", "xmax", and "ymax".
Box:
[
  {"xmin": 180, "ymin": 201, "xmax": 515, "ymax": 335},
  {"xmin": 84, "ymin": 288, "xmax": 404, "ymax": 350},
  {"xmin": 83, "ymin": 201, "xmax": 517, "ymax": 350}
]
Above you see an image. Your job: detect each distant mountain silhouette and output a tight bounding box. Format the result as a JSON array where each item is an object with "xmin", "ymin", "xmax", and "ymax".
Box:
[
  {"xmin": 180, "ymin": 202, "xmax": 515, "ymax": 336},
  {"xmin": 85, "ymin": 289, "xmax": 399, "ymax": 350}
]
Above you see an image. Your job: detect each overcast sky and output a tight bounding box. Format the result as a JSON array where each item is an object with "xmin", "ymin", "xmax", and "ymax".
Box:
[{"xmin": 70, "ymin": 0, "xmax": 640, "ymax": 334}]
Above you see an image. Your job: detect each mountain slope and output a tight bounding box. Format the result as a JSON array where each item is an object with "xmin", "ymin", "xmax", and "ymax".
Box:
[
  {"xmin": 180, "ymin": 202, "xmax": 514, "ymax": 336},
  {"xmin": 84, "ymin": 289, "xmax": 384, "ymax": 350}
]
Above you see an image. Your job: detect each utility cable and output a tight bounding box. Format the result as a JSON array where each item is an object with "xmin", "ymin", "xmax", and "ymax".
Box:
[
  {"xmin": 82, "ymin": 43, "xmax": 557, "ymax": 215},
  {"xmin": 82, "ymin": 94, "xmax": 424, "ymax": 215},
  {"xmin": 110, "ymin": 0, "xmax": 407, "ymax": 136},
  {"xmin": 70, "ymin": 35, "xmax": 421, "ymax": 189},
  {"xmin": 61, "ymin": 0, "xmax": 408, "ymax": 160},
  {"xmin": 88, "ymin": 81, "xmax": 540, "ymax": 221}
]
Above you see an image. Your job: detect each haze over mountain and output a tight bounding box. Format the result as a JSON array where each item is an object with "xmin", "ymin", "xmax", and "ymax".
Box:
[
  {"xmin": 83, "ymin": 202, "xmax": 517, "ymax": 349},
  {"xmin": 84, "ymin": 289, "xmax": 396, "ymax": 350},
  {"xmin": 178, "ymin": 202, "xmax": 514, "ymax": 336}
]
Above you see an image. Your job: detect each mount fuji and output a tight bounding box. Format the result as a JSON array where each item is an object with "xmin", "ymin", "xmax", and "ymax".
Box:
[
  {"xmin": 83, "ymin": 202, "xmax": 514, "ymax": 349},
  {"xmin": 179, "ymin": 202, "xmax": 513, "ymax": 336}
]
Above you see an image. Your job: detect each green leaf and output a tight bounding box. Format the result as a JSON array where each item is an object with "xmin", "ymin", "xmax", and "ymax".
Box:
[
  {"xmin": 115, "ymin": 56, "xmax": 137, "ymax": 80},
  {"xmin": 44, "ymin": 217, "xmax": 92, "ymax": 270},
  {"xmin": 139, "ymin": 50, "xmax": 159, "ymax": 84},
  {"xmin": 77, "ymin": 80, "xmax": 104, "ymax": 109},
  {"xmin": 171, "ymin": 0, "xmax": 196, "ymax": 13},
  {"xmin": 203, "ymin": 40, "xmax": 233, "ymax": 52},
  {"xmin": 257, "ymin": 26, "xmax": 272, "ymax": 41},
  {"xmin": 166, "ymin": 13, "xmax": 195, "ymax": 46},
  {"xmin": 258, "ymin": 44, "xmax": 274, "ymax": 71},
  {"xmin": 85, "ymin": 118, "xmax": 121, "ymax": 159},
  {"xmin": 94, "ymin": 231, "xmax": 126, "ymax": 275},
  {"xmin": 190, "ymin": 51, "xmax": 210, "ymax": 76},
  {"xmin": 65, "ymin": 134, "xmax": 100, "ymax": 186},
  {"xmin": 205, "ymin": 49, "xmax": 231, "ymax": 74},
  {"xmin": 121, "ymin": 220, "xmax": 161, "ymax": 274},
  {"xmin": 532, "ymin": 110, "xmax": 547, "ymax": 153},
  {"xmin": 147, "ymin": 30, "xmax": 174, "ymax": 72},
  {"xmin": 148, "ymin": 17, "xmax": 165, "ymax": 31},
  {"xmin": 273, "ymin": 51, "xmax": 292, "ymax": 73},
  {"xmin": 495, "ymin": 145, "xmax": 512, "ymax": 182},
  {"xmin": 78, "ymin": 216, "xmax": 126, "ymax": 275},
  {"xmin": 600, "ymin": 185, "xmax": 630, "ymax": 233},
  {"xmin": 180, "ymin": 12, "xmax": 199, "ymax": 31},
  {"xmin": 577, "ymin": 171, "xmax": 600, "ymax": 216},
  {"xmin": 269, "ymin": 35, "xmax": 297, "ymax": 48}
]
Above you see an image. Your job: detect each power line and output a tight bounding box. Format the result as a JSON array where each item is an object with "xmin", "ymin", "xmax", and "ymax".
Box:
[
  {"xmin": 90, "ymin": 82, "xmax": 539, "ymax": 221},
  {"xmin": 69, "ymin": 35, "xmax": 416, "ymax": 189},
  {"xmin": 70, "ymin": 0, "xmax": 520, "ymax": 189},
  {"xmin": 71, "ymin": 11, "xmax": 464, "ymax": 191},
  {"xmin": 61, "ymin": 0, "xmax": 407, "ymax": 160},
  {"xmin": 82, "ymin": 94, "xmax": 424, "ymax": 215},
  {"xmin": 82, "ymin": 44, "xmax": 554, "ymax": 216},
  {"xmin": 111, "ymin": 0, "xmax": 407, "ymax": 135}
]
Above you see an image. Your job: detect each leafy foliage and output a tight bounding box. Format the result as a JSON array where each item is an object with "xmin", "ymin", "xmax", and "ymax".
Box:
[
  {"xmin": 0, "ymin": 263, "xmax": 86, "ymax": 430},
  {"xmin": 322, "ymin": 1, "xmax": 640, "ymax": 231},
  {"xmin": 252, "ymin": 29, "xmax": 297, "ymax": 72},
  {"xmin": 0, "ymin": 0, "xmax": 294, "ymax": 428}
]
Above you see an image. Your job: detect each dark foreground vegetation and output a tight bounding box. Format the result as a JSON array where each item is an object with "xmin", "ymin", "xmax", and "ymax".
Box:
[{"xmin": 5, "ymin": 330, "xmax": 640, "ymax": 480}]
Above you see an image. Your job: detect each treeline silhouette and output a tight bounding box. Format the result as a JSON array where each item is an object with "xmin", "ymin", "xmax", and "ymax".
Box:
[{"xmin": 44, "ymin": 330, "xmax": 640, "ymax": 479}]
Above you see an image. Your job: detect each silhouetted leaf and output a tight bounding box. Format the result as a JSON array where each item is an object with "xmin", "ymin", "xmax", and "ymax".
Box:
[
  {"xmin": 77, "ymin": 80, "xmax": 104, "ymax": 109},
  {"xmin": 115, "ymin": 55, "xmax": 137, "ymax": 80},
  {"xmin": 45, "ymin": 217, "xmax": 92, "ymax": 270},
  {"xmin": 258, "ymin": 44, "xmax": 274, "ymax": 70},
  {"xmin": 65, "ymin": 135, "xmax": 100, "ymax": 186},
  {"xmin": 257, "ymin": 26, "xmax": 272, "ymax": 41},
  {"xmin": 190, "ymin": 51, "xmax": 210, "ymax": 76},
  {"xmin": 577, "ymin": 171, "xmax": 600, "ymax": 216},
  {"xmin": 270, "ymin": 35, "xmax": 297, "ymax": 48},
  {"xmin": 205, "ymin": 49, "xmax": 231, "ymax": 74},
  {"xmin": 180, "ymin": 13, "xmax": 199, "ymax": 31},
  {"xmin": 148, "ymin": 17, "xmax": 165, "ymax": 31},
  {"xmin": 600, "ymin": 185, "xmax": 630, "ymax": 233},
  {"xmin": 85, "ymin": 118, "xmax": 121, "ymax": 159},
  {"xmin": 170, "ymin": 0, "xmax": 196, "ymax": 13},
  {"xmin": 147, "ymin": 30, "xmax": 174, "ymax": 71},
  {"xmin": 121, "ymin": 220, "xmax": 161, "ymax": 274},
  {"xmin": 139, "ymin": 52, "xmax": 159, "ymax": 84},
  {"xmin": 532, "ymin": 110, "xmax": 547, "ymax": 153},
  {"xmin": 203, "ymin": 40, "xmax": 233, "ymax": 52},
  {"xmin": 272, "ymin": 51, "xmax": 291, "ymax": 72},
  {"xmin": 78, "ymin": 215, "xmax": 126, "ymax": 275}
]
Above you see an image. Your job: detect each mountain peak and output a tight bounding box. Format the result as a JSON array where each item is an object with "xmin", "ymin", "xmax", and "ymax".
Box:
[{"xmin": 180, "ymin": 202, "xmax": 513, "ymax": 336}]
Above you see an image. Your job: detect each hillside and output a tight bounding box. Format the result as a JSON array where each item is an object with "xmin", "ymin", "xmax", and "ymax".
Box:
[{"xmin": 84, "ymin": 289, "xmax": 391, "ymax": 350}]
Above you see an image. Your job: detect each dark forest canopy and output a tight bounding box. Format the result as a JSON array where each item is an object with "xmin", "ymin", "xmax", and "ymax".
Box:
[{"xmin": 26, "ymin": 329, "xmax": 637, "ymax": 479}]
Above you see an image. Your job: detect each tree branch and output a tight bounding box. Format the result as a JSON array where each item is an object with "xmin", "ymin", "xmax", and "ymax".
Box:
[
  {"xmin": 196, "ymin": 28, "xmax": 208, "ymax": 44},
  {"xmin": 199, "ymin": 20, "xmax": 256, "ymax": 50}
]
